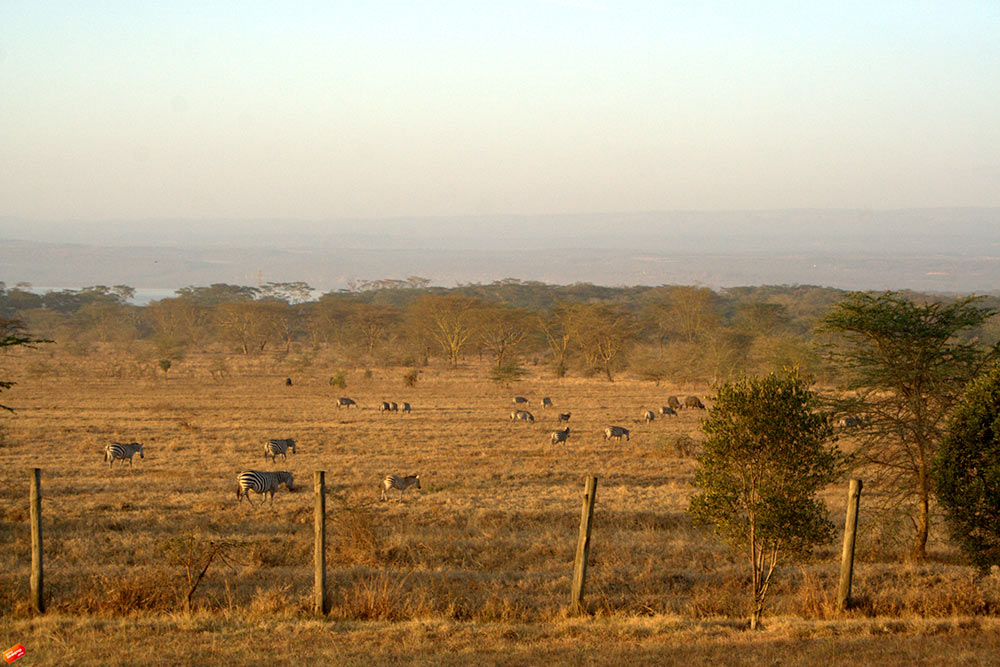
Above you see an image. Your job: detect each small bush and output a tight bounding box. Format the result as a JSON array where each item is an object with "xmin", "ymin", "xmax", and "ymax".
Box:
[
  {"xmin": 363, "ymin": 368, "xmax": 373, "ymax": 380},
  {"xmin": 329, "ymin": 371, "xmax": 347, "ymax": 389},
  {"xmin": 403, "ymin": 369, "xmax": 419, "ymax": 387},
  {"xmin": 489, "ymin": 361, "xmax": 527, "ymax": 385}
]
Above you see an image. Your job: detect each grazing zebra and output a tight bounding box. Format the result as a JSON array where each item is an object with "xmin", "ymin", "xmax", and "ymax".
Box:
[
  {"xmin": 285, "ymin": 377, "xmax": 293, "ymax": 386},
  {"xmin": 684, "ymin": 395, "xmax": 706, "ymax": 409},
  {"xmin": 604, "ymin": 426, "xmax": 630, "ymax": 442},
  {"xmin": 512, "ymin": 396, "xmax": 529, "ymax": 405},
  {"xmin": 510, "ymin": 409, "xmax": 534, "ymax": 423},
  {"xmin": 401, "ymin": 402, "xmax": 411, "ymax": 414},
  {"xmin": 263, "ymin": 438, "xmax": 296, "ymax": 463},
  {"xmin": 541, "ymin": 397, "xmax": 553, "ymax": 409},
  {"xmin": 337, "ymin": 397, "xmax": 357, "ymax": 409},
  {"xmin": 379, "ymin": 401, "xmax": 391, "ymax": 412},
  {"xmin": 389, "ymin": 402, "xmax": 398, "ymax": 412},
  {"xmin": 380, "ymin": 474, "xmax": 421, "ymax": 502},
  {"xmin": 659, "ymin": 406, "xmax": 677, "ymax": 416},
  {"xmin": 558, "ymin": 412, "xmax": 571, "ymax": 423},
  {"xmin": 237, "ymin": 470, "xmax": 294, "ymax": 504},
  {"xmin": 104, "ymin": 442, "xmax": 144, "ymax": 469},
  {"xmin": 667, "ymin": 396, "xmax": 682, "ymax": 410},
  {"xmin": 550, "ymin": 426, "xmax": 570, "ymax": 445},
  {"xmin": 643, "ymin": 410, "xmax": 655, "ymax": 423}
]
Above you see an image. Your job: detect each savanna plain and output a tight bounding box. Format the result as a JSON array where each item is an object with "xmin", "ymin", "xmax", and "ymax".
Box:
[{"xmin": 2, "ymin": 350, "xmax": 999, "ymax": 666}]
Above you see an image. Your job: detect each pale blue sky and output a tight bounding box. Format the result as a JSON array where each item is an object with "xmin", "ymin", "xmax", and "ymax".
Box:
[{"xmin": 1, "ymin": 1, "xmax": 998, "ymax": 221}]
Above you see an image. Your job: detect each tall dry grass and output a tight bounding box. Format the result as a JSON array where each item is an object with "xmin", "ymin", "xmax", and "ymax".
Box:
[{"xmin": 1, "ymin": 347, "xmax": 998, "ymax": 658}]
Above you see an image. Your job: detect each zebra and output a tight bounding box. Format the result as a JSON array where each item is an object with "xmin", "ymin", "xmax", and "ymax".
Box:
[
  {"xmin": 104, "ymin": 442, "xmax": 144, "ymax": 469},
  {"xmin": 511, "ymin": 409, "xmax": 534, "ymax": 423},
  {"xmin": 643, "ymin": 410, "xmax": 655, "ymax": 424},
  {"xmin": 379, "ymin": 401, "xmax": 391, "ymax": 412},
  {"xmin": 550, "ymin": 426, "xmax": 570, "ymax": 445},
  {"xmin": 263, "ymin": 438, "xmax": 296, "ymax": 463},
  {"xmin": 659, "ymin": 406, "xmax": 677, "ymax": 416},
  {"xmin": 667, "ymin": 396, "xmax": 682, "ymax": 410},
  {"xmin": 684, "ymin": 395, "xmax": 706, "ymax": 409},
  {"xmin": 512, "ymin": 396, "xmax": 529, "ymax": 406},
  {"xmin": 541, "ymin": 397, "xmax": 553, "ymax": 409},
  {"xmin": 389, "ymin": 402, "xmax": 399, "ymax": 412},
  {"xmin": 401, "ymin": 402, "xmax": 411, "ymax": 414},
  {"xmin": 380, "ymin": 474, "xmax": 421, "ymax": 502},
  {"xmin": 237, "ymin": 470, "xmax": 294, "ymax": 504},
  {"xmin": 337, "ymin": 397, "xmax": 357, "ymax": 409},
  {"xmin": 558, "ymin": 412, "xmax": 571, "ymax": 422},
  {"xmin": 604, "ymin": 426, "xmax": 630, "ymax": 442}
]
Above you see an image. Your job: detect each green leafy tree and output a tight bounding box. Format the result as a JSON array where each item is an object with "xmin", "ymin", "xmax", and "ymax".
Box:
[
  {"xmin": 821, "ymin": 292, "xmax": 1000, "ymax": 559},
  {"xmin": 932, "ymin": 363, "xmax": 1000, "ymax": 572},
  {"xmin": 689, "ymin": 370, "xmax": 840, "ymax": 630}
]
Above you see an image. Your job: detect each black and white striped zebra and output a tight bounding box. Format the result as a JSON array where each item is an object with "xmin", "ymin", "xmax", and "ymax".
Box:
[
  {"xmin": 558, "ymin": 412, "xmax": 571, "ymax": 422},
  {"xmin": 337, "ymin": 397, "xmax": 357, "ymax": 409},
  {"xmin": 643, "ymin": 410, "xmax": 655, "ymax": 423},
  {"xmin": 263, "ymin": 438, "xmax": 296, "ymax": 463},
  {"xmin": 380, "ymin": 474, "xmax": 421, "ymax": 502},
  {"xmin": 237, "ymin": 470, "xmax": 294, "ymax": 504},
  {"xmin": 659, "ymin": 406, "xmax": 677, "ymax": 416},
  {"xmin": 604, "ymin": 426, "xmax": 630, "ymax": 441},
  {"xmin": 550, "ymin": 426, "xmax": 570, "ymax": 445},
  {"xmin": 510, "ymin": 409, "xmax": 534, "ymax": 423},
  {"xmin": 401, "ymin": 402, "xmax": 411, "ymax": 414},
  {"xmin": 104, "ymin": 442, "xmax": 144, "ymax": 469},
  {"xmin": 541, "ymin": 397, "xmax": 553, "ymax": 408}
]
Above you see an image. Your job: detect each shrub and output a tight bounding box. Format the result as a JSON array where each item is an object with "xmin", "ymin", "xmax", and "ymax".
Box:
[
  {"xmin": 933, "ymin": 363, "xmax": 1000, "ymax": 573},
  {"xmin": 329, "ymin": 371, "xmax": 347, "ymax": 389},
  {"xmin": 689, "ymin": 369, "xmax": 841, "ymax": 629},
  {"xmin": 403, "ymin": 369, "xmax": 419, "ymax": 387}
]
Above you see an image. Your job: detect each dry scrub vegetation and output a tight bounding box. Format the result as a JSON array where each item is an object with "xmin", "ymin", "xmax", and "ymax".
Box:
[{"xmin": 2, "ymin": 349, "xmax": 999, "ymax": 664}]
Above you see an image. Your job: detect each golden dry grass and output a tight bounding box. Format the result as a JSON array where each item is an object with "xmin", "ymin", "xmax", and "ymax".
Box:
[{"xmin": 1, "ymin": 349, "xmax": 998, "ymax": 663}]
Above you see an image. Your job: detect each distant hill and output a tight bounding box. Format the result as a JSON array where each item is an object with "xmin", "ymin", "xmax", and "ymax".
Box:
[{"xmin": 2, "ymin": 209, "xmax": 998, "ymax": 294}]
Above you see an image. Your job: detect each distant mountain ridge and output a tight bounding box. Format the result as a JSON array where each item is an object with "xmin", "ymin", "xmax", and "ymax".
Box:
[{"xmin": 2, "ymin": 209, "xmax": 998, "ymax": 294}]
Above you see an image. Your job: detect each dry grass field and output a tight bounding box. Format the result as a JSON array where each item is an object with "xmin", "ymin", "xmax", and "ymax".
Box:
[{"xmin": 2, "ymin": 348, "xmax": 999, "ymax": 665}]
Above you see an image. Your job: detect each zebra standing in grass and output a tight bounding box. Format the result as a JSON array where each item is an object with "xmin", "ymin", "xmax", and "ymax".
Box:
[
  {"xmin": 643, "ymin": 410, "xmax": 656, "ymax": 423},
  {"xmin": 659, "ymin": 406, "xmax": 677, "ymax": 416},
  {"xmin": 105, "ymin": 442, "xmax": 144, "ymax": 469},
  {"xmin": 237, "ymin": 470, "xmax": 294, "ymax": 504},
  {"xmin": 263, "ymin": 438, "xmax": 296, "ymax": 463},
  {"xmin": 337, "ymin": 397, "xmax": 357, "ymax": 409},
  {"xmin": 604, "ymin": 426, "xmax": 630, "ymax": 442},
  {"xmin": 541, "ymin": 397, "xmax": 553, "ymax": 409},
  {"xmin": 558, "ymin": 412, "xmax": 571, "ymax": 422},
  {"xmin": 510, "ymin": 409, "xmax": 535, "ymax": 423},
  {"xmin": 550, "ymin": 426, "xmax": 570, "ymax": 445},
  {"xmin": 380, "ymin": 474, "xmax": 421, "ymax": 502},
  {"xmin": 401, "ymin": 402, "xmax": 411, "ymax": 414}
]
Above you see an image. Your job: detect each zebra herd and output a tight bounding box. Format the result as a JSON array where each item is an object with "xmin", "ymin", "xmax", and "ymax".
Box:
[{"xmin": 507, "ymin": 394, "xmax": 707, "ymax": 447}]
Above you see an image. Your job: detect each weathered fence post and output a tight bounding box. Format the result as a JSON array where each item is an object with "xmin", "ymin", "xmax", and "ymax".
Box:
[
  {"xmin": 30, "ymin": 468, "xmax": 44, "ymax": 614},
  {"xmin": 838, "ymin": 478, "xmax": 862, "ymax": 610},
  {"xmin": 570, "ymin": 475, "xmax": 598, "ymax": 614},
  {"xmin": 314, "ymin": 470, "xmax": 326, "ymax": 616}
]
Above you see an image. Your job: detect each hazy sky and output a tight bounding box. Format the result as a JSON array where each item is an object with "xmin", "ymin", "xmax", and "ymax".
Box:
[{"xmin": 2, "ymin": 1, "xmax": 998, "ymax": 222}]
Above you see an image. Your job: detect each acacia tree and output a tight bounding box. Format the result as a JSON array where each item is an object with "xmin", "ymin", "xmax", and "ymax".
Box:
[
  {"xmin": 568, "ymin": 303, "xmax": 635, "ymax": 381},
  {"xmin": 476, "ymin": 304, "xmax": 530, "ymax": 368},
  {"xmin": 689, "ymin": 370, "xmax": 840, "ymax": 630},
  {"xmin": 932, "ymin": 363, "xmax": 1000, "ymax": 572},
  {"xmin": 821, "ymin": 292, "xmax": 1000, "ymax": 560},
  {"xmin": 408, "ymin": 294, "xmax": 481, "ymax": 367},
  {"xmin": 538, "ymin": 304, "xmax": 574, "ymax": 377}
]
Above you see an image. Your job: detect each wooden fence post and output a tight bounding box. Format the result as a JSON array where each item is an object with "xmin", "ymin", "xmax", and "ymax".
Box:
[
  {"xmin": 838, "ymin": 478, "xmax": 862, "ymax": 610},
  {"xmin": 30, "ymin": 468, "xmax": 44, "ymax": 614},
  {"xmin": 314, "ymin": 470, "xmax": 327, "ymax": 616},
  {"xmin": 570, "ymin": 475, "xmax": 598, "ymax": 614}
]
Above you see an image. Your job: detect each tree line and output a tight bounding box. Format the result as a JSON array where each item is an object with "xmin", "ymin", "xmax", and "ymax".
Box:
[{"xmin": 0, "ymin": 279, "xmax": 952, "ymax": 384}]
